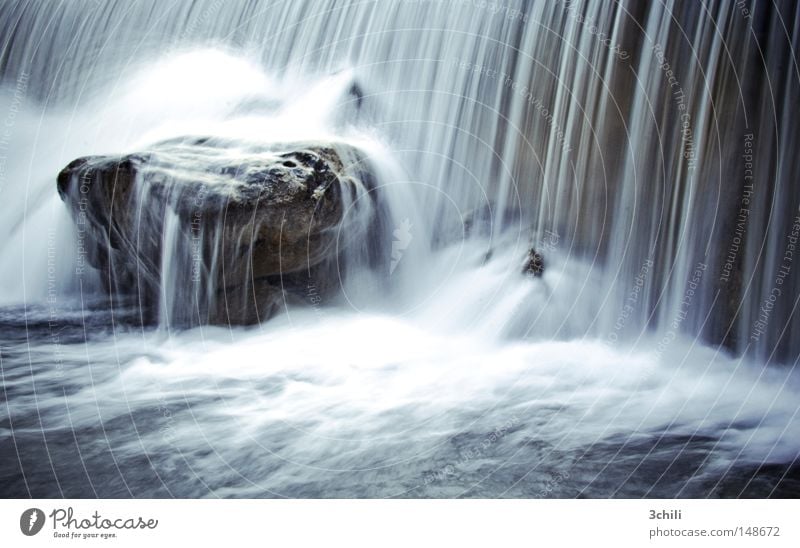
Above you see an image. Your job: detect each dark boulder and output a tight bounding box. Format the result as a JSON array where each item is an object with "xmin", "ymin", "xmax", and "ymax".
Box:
[{"xmin": 57, "ymin": 137, "xmax": 378, "ymax": 326}]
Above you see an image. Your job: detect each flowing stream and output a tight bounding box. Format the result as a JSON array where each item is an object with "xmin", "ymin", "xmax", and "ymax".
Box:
[{"xmin": 0, "ymin": 0, "xmax": 799, "ymax": 497}]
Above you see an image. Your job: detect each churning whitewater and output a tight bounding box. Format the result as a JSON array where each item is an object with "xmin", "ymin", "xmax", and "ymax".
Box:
[{"xmin": 1, "ymin": 0, "xmax": 799, "ymax": 497}]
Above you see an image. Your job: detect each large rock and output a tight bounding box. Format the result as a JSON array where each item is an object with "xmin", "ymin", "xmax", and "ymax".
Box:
[{"xmin": 57, "ymin": 137, "xmax": 379, "ymax": 326}]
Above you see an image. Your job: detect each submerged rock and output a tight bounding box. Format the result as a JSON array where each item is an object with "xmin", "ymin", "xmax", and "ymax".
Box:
[
  {"xmin": 522, "ymin": 248, "xmax": 545, "ymax": 277},
  {"xmin": 57, "ymin": 137, "xmax": 378, "ymax": 326}
]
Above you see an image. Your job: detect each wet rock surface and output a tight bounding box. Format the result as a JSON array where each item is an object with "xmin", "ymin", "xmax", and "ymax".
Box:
[{"xmin": 57, "ymin": 137, "xmax": 377, "ymax": 326}]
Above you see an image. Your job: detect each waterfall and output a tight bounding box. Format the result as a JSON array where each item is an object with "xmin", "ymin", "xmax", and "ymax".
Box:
[
  {"xmin": 1, "ymin": 0, "xmax": 798, "ymax": 364},
  {"xmin": 3, "ymin": 0, "xmax": 800, "ymax": 499}
]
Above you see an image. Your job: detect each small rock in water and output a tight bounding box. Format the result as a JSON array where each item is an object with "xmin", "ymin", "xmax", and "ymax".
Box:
[{"xmin": 522, "ymin": 248, "xmax": 545, "ymax": 277}]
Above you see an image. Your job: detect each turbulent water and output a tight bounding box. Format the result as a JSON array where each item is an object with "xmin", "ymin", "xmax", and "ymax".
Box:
[{"xmin": 1, "ymin": 0, "xmax": 799, "ymax": 497}]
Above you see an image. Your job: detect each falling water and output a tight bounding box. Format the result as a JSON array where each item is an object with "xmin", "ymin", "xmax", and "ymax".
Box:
[{"xmin": 0, "ymin": 0, "xmax": 798, "ymax": 497}]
